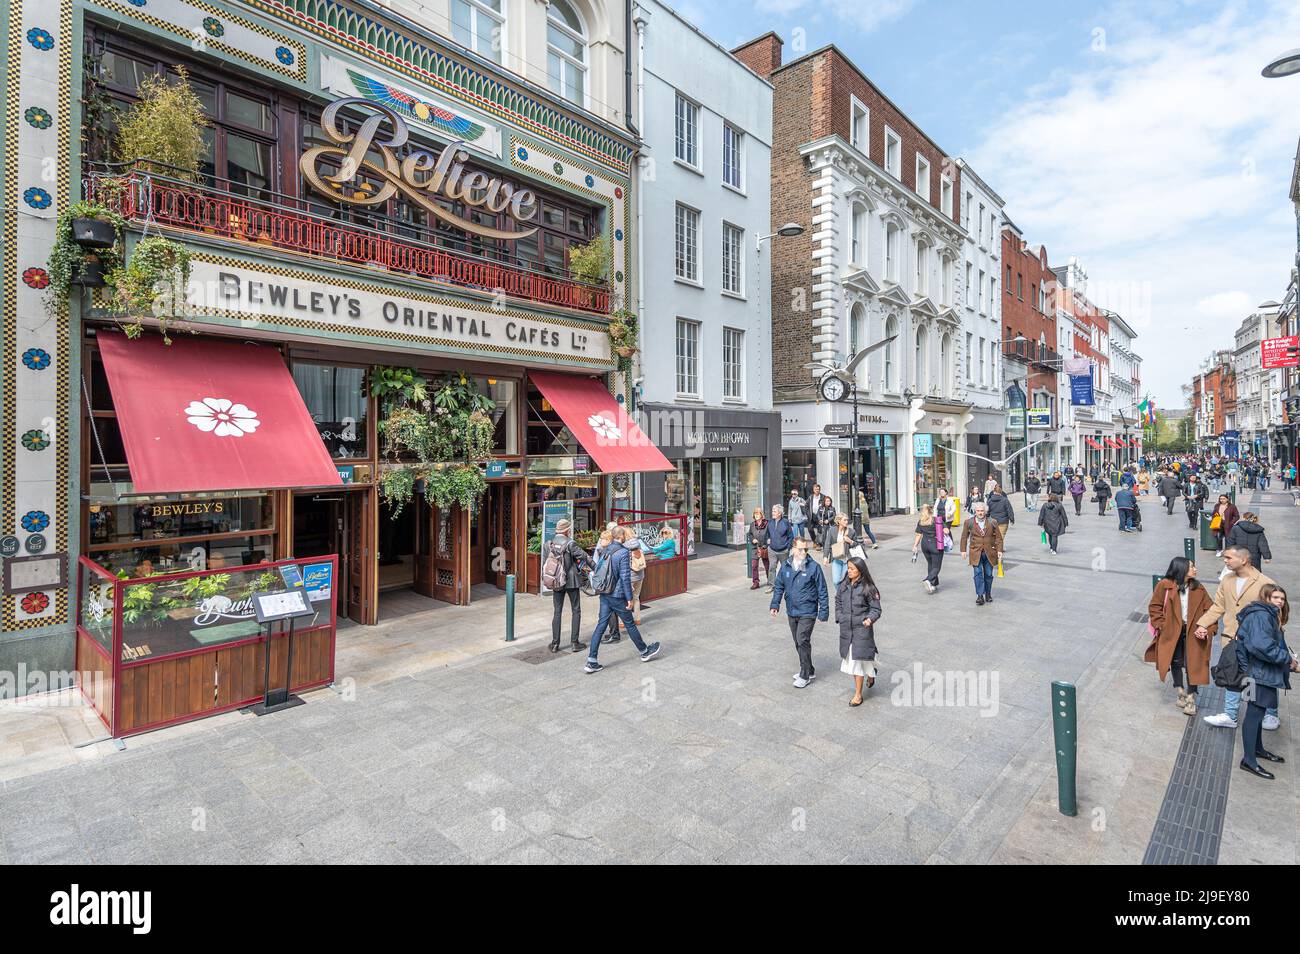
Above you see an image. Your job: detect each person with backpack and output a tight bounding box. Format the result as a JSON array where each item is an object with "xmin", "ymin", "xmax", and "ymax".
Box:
[
  {"xmin": 1232, "ymin": 584, "xmax": 1297, "ymax": 779},
  {"xmin": 769, "ymin": 536, "xmax": 828, "ymax": 689},
  {"xmin": 1198, "ymin": 546, "xmax": 1275, "ymax": 730},
  {"xmin": 543, "ymin": 518, "xmax": 594, "ymax": 654},
  {"xmin": 584, "ymin": 526, "xmax": 660, "ymax": 674},
  {"xmin": 1145, "ymin": 557, "xmax": 1213, "ymax": 716}
]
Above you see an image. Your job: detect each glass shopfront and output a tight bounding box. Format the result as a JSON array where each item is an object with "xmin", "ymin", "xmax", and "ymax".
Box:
[
  {"xmin": 914, "ymin": 437, "xmax": 956, "ymax": 511},
  {"xmin": 663, "ymin": 456, "xmax": 763, "ymax": 547},
  {"xmin": 830, "ymin": 438, "xmax": 899, "ymax": 519}
]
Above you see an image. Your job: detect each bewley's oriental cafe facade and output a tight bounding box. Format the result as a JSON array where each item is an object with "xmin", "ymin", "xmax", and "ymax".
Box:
[{"xmin": 1, "ymin": 0, "xmax": 673, "ymax": 689}]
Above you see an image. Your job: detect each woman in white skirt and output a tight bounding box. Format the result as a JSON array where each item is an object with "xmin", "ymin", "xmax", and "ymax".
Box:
[{"xmin": 835, "ymin": 557, "xmax": 881, "ymax": 707}]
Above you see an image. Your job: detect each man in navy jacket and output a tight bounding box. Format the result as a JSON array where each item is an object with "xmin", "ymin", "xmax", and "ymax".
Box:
[
  {"xmin": 770, "ymin": 537, "xmax": 828, "ymax": 688},
  {"xmin": 765, "ymin": 504, "xmax": 795, "ymax": 593},
  {"xmin": 1115, "ymin": 485, "xmax": 1137, "ymax": 532},
  {"xmin": 585, "ymin": 527, "xmax": 661, "ymax": 674}
]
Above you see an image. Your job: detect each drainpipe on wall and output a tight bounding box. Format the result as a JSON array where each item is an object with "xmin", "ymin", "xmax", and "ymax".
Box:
[{"xmin": 630, "ymin": 4, "xmax": 649, "ymax": 512}]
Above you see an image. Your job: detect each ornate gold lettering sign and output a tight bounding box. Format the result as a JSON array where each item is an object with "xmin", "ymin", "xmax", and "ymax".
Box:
[{"xmin": 300, "ymin": 97, "xmax": 539, "ymax": 240}]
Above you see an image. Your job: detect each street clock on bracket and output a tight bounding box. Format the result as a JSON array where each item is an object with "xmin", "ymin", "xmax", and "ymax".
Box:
[{"xmin": 819, "ymin": 373, "xmax": 848, "ymax": 403}]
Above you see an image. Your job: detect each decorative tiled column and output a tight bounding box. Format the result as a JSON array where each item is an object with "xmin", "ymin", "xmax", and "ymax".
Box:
[{"xmin": 3, "ymin": 0, "xmax": 73, "ymax": 642}]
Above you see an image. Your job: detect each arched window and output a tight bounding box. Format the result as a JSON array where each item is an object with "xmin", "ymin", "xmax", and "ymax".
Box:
[
  {"xmin": 941, "ymin": 333, "xmax": 953, "ymax": 397},
  {"xmin": 547, "ymin": 0, "xmax": 587, "ymax": 106},
  {"xmin": 884, "ymin": 315, "xmax": 898, "ymax": 390},
  {"xmin": 915, "ymin": 239, "xmax": 928, "ymax": 296},
  {"xmin": 850, "ymin": 303, "xmax": 867, "ymax": 387},
  {"xmin": 851, "ymin": 203, "xmax": 867, "ymax": 266},
  {"xmin": 915, "ymin": 326, "xmax": 929, "ymax": 393}
]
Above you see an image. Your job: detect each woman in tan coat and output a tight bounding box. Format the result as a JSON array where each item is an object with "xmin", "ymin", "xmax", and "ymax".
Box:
[{"xmin": 1146, "ymin": 556, "xmax": 1216, "ymax": 715}]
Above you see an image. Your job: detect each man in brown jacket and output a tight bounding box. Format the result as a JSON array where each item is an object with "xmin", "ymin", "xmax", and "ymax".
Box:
[
  {"xmin": 960, "ymin": 501, "xmax": 1004, "ymax": 606},
  {"xmin": 1196, "ymin": 545, "xmax": 1275, "ymax": 729}
]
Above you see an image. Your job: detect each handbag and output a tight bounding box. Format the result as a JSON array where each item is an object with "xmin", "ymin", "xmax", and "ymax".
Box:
[
  {"xmin": 1209, "ymin": 513, "xmax": 1222, "ymax": 531},
  {"xmin": 848, "ymin": 544, "xmax": 866, "ymax": 561},
  {"xmin": 831, "ymin": 540, "xmax": 847, "ymax": 560}
]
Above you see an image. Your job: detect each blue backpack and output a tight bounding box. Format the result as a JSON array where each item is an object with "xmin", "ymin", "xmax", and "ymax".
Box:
[{"xmin": 589, "ymin": 550, "xmax": 618, "ymax": 595}]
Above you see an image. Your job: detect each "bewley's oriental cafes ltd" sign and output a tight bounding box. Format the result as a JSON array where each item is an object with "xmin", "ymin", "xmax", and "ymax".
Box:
[{"xmin": 185, "ymin": 258, "xmax": 612, "ymax": 364}]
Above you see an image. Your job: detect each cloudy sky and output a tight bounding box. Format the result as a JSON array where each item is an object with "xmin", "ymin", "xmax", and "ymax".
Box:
[{"xmin": 674, "ymin": 0, "xmax": 1300, "ymax": 408}]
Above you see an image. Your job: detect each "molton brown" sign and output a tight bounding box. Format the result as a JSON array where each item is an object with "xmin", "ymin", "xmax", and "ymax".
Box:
[{"xmin": 300, "ymin": 97, "xmax": 539, "ymax": 240}]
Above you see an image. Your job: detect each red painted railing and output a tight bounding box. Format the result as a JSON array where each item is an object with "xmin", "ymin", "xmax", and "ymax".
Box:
[{"xmin": 89, "ymin": 172, "xmax": 611, "ymax": 315}]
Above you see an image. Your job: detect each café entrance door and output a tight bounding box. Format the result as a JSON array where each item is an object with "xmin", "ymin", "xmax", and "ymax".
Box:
[
  {"xmin": 292, "ymin": 487, "xmax": 375, "ymax": 625},
  {"xmin": 415, "ymin": 497, "xmax": 467, "ymax": 605}
]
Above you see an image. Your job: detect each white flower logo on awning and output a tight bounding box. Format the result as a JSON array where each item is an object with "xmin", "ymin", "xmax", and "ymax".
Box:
[
  {"xmin": 587, "ymin": 413, "xmax": 621, "ymax": 442},
  {"xmin": 185, "ymin": 397, "xmax": 261, "ymax": 437}
]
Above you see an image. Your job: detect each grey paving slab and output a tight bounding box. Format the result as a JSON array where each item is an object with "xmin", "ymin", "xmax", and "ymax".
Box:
[{"xmin": 3, "ymin": 492, "xmax": 1296, "ymax": 863}]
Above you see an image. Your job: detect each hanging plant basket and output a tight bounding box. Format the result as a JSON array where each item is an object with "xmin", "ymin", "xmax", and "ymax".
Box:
[
  {"xmin": 615, "ymin": 344, "xmax": 637, "ymax": 358},
  {"xmin": 70, "ymin": 257, "xmax": 107, "ymax": 288},
  {"xmin": 71, "ymin": 217, "xmax": 119, "ymax": 249}
]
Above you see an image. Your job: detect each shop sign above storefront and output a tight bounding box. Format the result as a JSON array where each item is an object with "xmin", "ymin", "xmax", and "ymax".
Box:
[
  {"xmin": 189, "ymin": 260, "xmax": 611, "ymax": 365},
  {"xmin": 300, "ymin": 96, "xmax": 537, "ymax": 240}
]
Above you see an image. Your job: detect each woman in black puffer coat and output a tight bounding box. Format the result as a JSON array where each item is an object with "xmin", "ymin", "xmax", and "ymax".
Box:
[
  {"xmin": 1037, "ymin": 494, "xmax": 1069, "ymax": 554},
  {"xmin": 835, "ymin": 557, "xmax": 881, "ymax": 709}
]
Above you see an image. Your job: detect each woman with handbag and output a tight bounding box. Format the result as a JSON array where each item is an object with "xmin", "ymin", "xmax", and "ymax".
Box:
[
  {"xmin": 836, "ymin": 557, "xmax": 881, "ymax": 708},
  {"xmin": 747, "ymin": 508, "xmax": 771, "ymax": 590},
  {"xmin": 815, "ymin": 495, "xmax": 836, "ymax": 551},
  {"xmin": 1210, "ymin": 493, "xmax": 1239, "ymax": 555},
  {"xmin": 910, "ymin": 504, "xmax": 947, "ymax": 594},
  {"xmin": 1145, "ymin": 557, "xmax": 1214, "ymax": 715},
  {"xmin": 1036, "ymin": 493, "xmax": 1069, "ymax": 555},
  {"xmin": 825, "ymin": 513, "xmax": 861, "ymax": 586}
]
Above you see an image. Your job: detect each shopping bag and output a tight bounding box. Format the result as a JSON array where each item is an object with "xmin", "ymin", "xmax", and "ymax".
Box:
[
  {"xmin": 996, "ymin": 559, "xmax": 1004, "ymax": 578},
  {"xmin": 1040, "ymin": 530, "xmax": 1048, "ymax": 546}
]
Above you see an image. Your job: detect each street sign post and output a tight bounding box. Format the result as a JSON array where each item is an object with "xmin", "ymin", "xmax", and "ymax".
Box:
[
  {"xmin": 818, "ymin": 437, "xmax": 852, "ymax": 449},
  {"xmin": 823, "ymin": 423, "xmax": 854, "ymax": 437}
]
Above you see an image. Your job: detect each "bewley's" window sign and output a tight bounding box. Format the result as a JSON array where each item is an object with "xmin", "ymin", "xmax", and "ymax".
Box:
[{"xmin": 300, "ymin": 97, "xmax": 538, "ymax": 240}]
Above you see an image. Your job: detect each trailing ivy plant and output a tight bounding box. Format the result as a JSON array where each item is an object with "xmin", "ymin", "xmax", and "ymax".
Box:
[
  {"xmin": 115, "ymin": 66, "xmax": 209, "ymax": 181},
  {"xmin": 105, "ymin": 235, "xmax": 193, "ymax": 343},
  {"xmin": 44, "ymin": 201, "xmax": 127, "ymax": 316},
  {"xmin": 373, "ymin": 368, "xmax": 497, "ymax": 516}
]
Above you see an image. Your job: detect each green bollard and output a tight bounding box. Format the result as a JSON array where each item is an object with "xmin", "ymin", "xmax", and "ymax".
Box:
[
  {"xmin": 1184, "ymin": 538, "xmax": 1196, "ymax": 562},
  {"xmin": 1051, "ymin": 680, "xmax": 1078, "ymax": 817},
  {"xmin": 504, "ymin": 573, "xmax": 515, "ymax": 642}
]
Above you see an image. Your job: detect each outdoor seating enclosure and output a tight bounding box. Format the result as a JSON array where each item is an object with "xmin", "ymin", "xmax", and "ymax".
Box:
[
  {"xmin": 610, "ymin": 510, "xmax": 688, "ymax": 602},
  {"xmin": 76, "ymin": 555, "xmax": 337, "ymax": 737}
]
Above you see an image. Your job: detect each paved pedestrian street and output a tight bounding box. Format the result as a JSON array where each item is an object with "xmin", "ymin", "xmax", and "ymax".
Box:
[{"xmin": 1, "ymin": 492, "xmax": 1295, "ymax": 865}]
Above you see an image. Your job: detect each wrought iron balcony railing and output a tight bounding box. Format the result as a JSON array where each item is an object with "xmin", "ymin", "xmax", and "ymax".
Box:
[{"xmin": 85, "ymin": 164, "xmax": 611, "ymax": 316}]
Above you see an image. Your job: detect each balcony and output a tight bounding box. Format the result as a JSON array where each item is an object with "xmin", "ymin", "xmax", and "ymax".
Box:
[
  {"xmin": 1002, "ymin": 338, "xmax": 1061, "ymax": 369},
  {"xmin": 86, "ymin": 165, "xmax": 611, "ymax": 316}
]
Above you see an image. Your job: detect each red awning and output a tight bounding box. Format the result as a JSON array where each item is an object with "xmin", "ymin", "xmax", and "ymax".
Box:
[
  {"xmin": 1085, "ymin": 437, "xmax": 1102, "ymax": 449},
  {"xmin": 529, "ymin": 370, "xmax": 673, "ymax": 473},
  {"xmin": 98, "ymin": 333, "xmax": 342, "ymax": 494}
]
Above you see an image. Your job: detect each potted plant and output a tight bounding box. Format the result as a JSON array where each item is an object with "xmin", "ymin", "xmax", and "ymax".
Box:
[
  {"xmin": 566, "ymin": 236, "xmax": 611, "ymax": 309},
  {"xmin": 45, "ymin": 200, "xmax": 126, "ymax": 310},
  {"xmin": 114, "ymin": 66, "xmax": 208, "ymax": 181},
  {"xmin": 105, "ymin": 235, "xmax": 193, "ymax": 343}
]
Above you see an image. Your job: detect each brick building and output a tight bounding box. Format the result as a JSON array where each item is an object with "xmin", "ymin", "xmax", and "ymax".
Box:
[
  {"xmin": 733, "ymin": 33, "xmax": 968, "ymax": 515},
  {"xmin": 1000, "ymin": 219, "xmax": 1059, "ymax": 478},
  {"xmin": 1192, "ymin": 353, "xmax": 1237, "ymax": 454}
]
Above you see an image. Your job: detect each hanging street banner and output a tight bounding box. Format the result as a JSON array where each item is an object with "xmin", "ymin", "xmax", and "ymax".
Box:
[{"xmin": 1070, "ymin": 374, "xmax": 1095, "ymax": 406}]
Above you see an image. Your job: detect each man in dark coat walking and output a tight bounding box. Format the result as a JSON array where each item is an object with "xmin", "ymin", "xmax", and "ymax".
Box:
[
  {"xmin": 1157, "ymin": 470, "xmax": 1180, "ymax": 515},
  {"xmin": 770, "ymin": 537, "xmax": 828, "ymax": 688}
]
